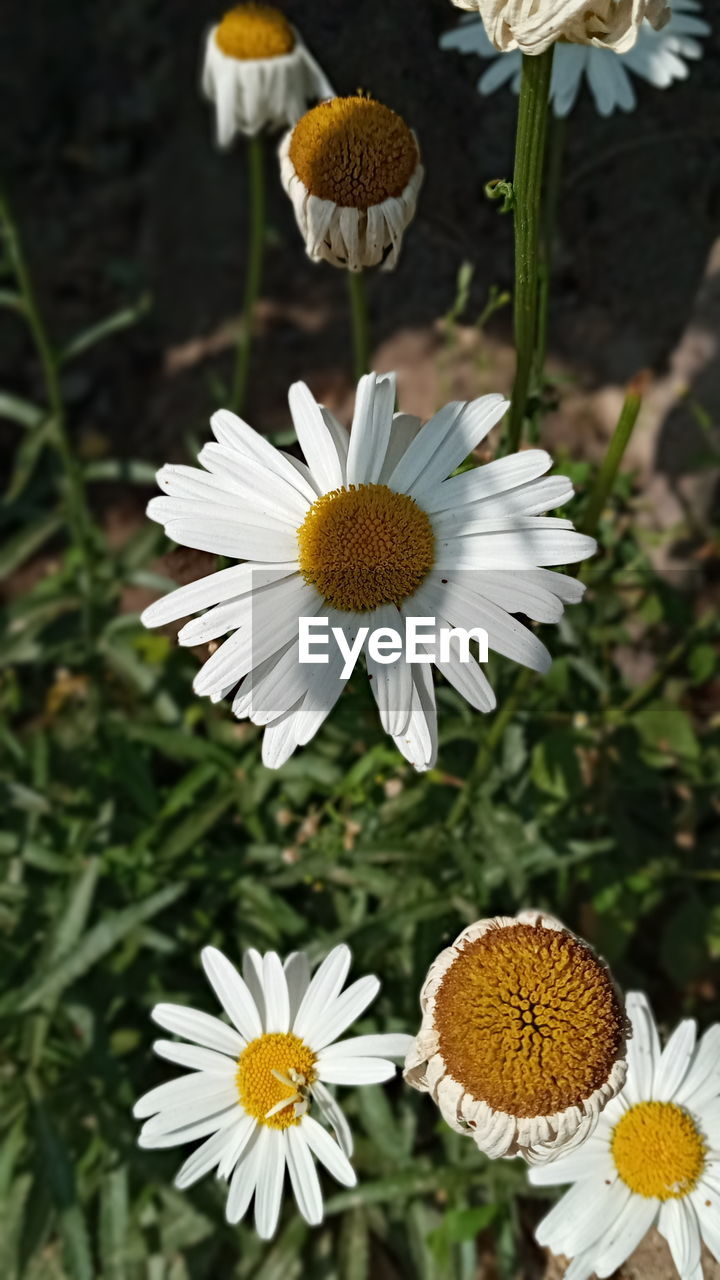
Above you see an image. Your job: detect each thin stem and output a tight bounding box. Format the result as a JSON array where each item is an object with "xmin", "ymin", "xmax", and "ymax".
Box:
[
  {"xmin": 231, "ymin": 134, "xmax": 265, "ymax": 413},
  {"xmin": 533, "ymin": 113, "xmax": 567, "ymax": 414},
  {"xmin": 581, "ymin": 381, "xmax": 644, "ymax": 539},
  {"xmin": 347, "ymin": 269, "xmax": 370, "ymax": 382},
  {"xmin": 507, "ymin": 48, "xmax": 555, "ymax": 454},
  {"xmin": 449, "ymin": 668, "xmax": 533, "ymax": 825},
  {"xmin": 0, "ymin": 190, "xmax": 95, "ymax": 632}
]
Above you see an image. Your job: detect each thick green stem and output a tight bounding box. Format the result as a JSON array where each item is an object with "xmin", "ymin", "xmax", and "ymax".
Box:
[
  {"xmin": 534, "ymin": 113, "xmax": 567, "ymax": 411},
  {"xmin": 231, "ymin": 134, "xmax": 265, "ymax": 413},
  {"xmin": 0, "ymin": 191, "xmax": 95, "ymax": 632},
  {"xmin": 347, "ymin": 269, "xmax": 370, "ymax": 381},
  {"xmin": 507, "ymin": 48, "xmax": 555, "ymax": 453}
]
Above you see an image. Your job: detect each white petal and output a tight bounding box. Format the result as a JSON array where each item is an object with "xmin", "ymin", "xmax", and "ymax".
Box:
[
  {"xmin": 311, "ymin": 1081, "xmax": 354, "ymax": 1158},
  {"xmin": 310, "ymin": 976, "xmax": 381, "ymax": 1051},
  {"xmin": 658, "ymin": 1197, "xmax": 702, "ymax": 1277},
  {"xmin": 319, "ymin": 1033, "xmax": 413, "ymax": 1060},
  {"xmin": 226, "ymin": 1129, "xmax": 262, "ymax": 1225},
  {"xmin": 285, "ymin": 1126, "xmax": 324, "ymax": 1226},
  {"xmin": 133, "ymin": 1072, "xmax": 237, "ymax": 1119},
  {"xmin": 623, "ymin": 991, "xmax": 661, "ymax": 1105},
  {"xmin": 346, "ymin": 373, "xmax": 396, "ymax": 486},
  {"xmin": 174, "ymin": 1122, "xmax": 243, "ymax": 1190},
  {"xmin": 378, "ymin": 413, "xmax": 423, "ymax": 484},
  {"xmin": 210, "ymin": 408, "xmax": 317, "ymax": 504},
  {"xmin": 365, "ymin": 604, "xmax": 413, "ymax": 736},
  {"xmin": 527, "ymin": 1140, "xmax": 613, "ymax": 1186},
  {"xmin": 288, "ymin": 381, "xmax": 344, "ymax": 494},
  {"xmin": 300, "ymin": 1115, "xmax": 356, "ymax": 1187},
  {"xmin": 152, "ymin": 1040, "xmax": 237, "ymax": 1074},
  {"xmin": 292, "ymin": 945, "xmax": 352, "ymax": 1042},
  {"xmin": 676, "ymin": 1025, "xmax": 720, "ymax": 1109},
  {"xmin": 435, "ymin": 524, "xmax": 596, "ymax": 570},
  {"xmin": 151, "ymin": 1003, "xmax": 245, "ymax": 1057},
  {"xmin": 201, "ymin": 947, "xmax": 263, "ymax": 1041},
  {"xmin": 317, "ymin": 1056, "xmax": 396, "ymax": 1085},
  {"xmin": 390, "ymin": 395, "xmax": 508, "ymax": 499},
  {"xmin": 141, "ymin": 563, "xmax": 296, "ymax": 629},
  {"xmin": 284, "ymin": 952, "xmax": 312, "ymax": 1022},
  {"xmin": 654, "ymin": 1019, "xmax": 697, "ymax": 1101},
  {"xmin": 242, "ymin": 949, "xmax": 266, "ymax": 1027},
  {"xmin": 217, "ymin": 1113, "xmax": 256, "ymax": 1180},
  {"xmin": 536, "ymin": 1176, "xmax": 627, "ymax": 1257},
  {"xmin": 138, "ymin": 1105, "xmax": 238, "ymax": 1149},
  {"xmin": 138, "ymin": 1092, "xmax": 239, "ymax": 1136},
  {"xmin": 593, "ymin": 1195, "xmax": 659, "ymax": 1277},
  {"xmin": 262, "ymin": 952, "xmax": 291, "ymax": 1034},
  {"xmin": 425, "ymin": 449, "xmax": 553, "ymax": 513},
  {"xmin": 254, "ymin": 1127, "xmax": 286, "ymax": 1240}
]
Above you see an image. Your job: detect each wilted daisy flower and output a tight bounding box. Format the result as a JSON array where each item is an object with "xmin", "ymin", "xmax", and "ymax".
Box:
[
  {"xmin": 279, "ymin": 96, "xmax": 424, "ymax": 271},
  {"xmin": 442, "ymin": 1, "xmax": 709, "ymax": 117},
  {"xmin": 451, "ymin": 0, "xmax": 671, "ymax": 56},
  {"xmin": 404, "ymin": 911, "xmax": 628, "ymax": 1162},
  {"xmin": 142, "ymin": 373, "xmax": 596, "ymax": 771},
  {"xmin": 134, "ymin": 943, "xmax": 410, "ymax": 1239},
  {"xmin": 202, "ymin": 3, "xmax": 333, "ymax": 146},
  {"xmin": 530, "ymin": 991, "xmax": 720, "ymax": 1279}
]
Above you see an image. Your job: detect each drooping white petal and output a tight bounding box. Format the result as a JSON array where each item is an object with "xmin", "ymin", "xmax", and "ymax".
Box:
[
  {"xmin": 365, "ymin": 603, "xmax": 413, "ymax": 737},
  {"xmin": 311, "ymin": 1081, "xmax": 354, "ymax": 1159},
  {"xmin": 254, "ymin": 1127, "xmax": 286, "ymax": 1240},
  {"xmin": 201, "ymin": 948, "xmax": 263, "ymax": 1042},
  {"xmin": 216, "ymin": 1112, "xmax": 256, "ymax": 1180},
  {"xmin": 151, "ymin": 1003, "xmax": 245, "ymax": 1057},
  {"xmin": 226, "ymin": 1129, "xmax": 263, "ymax": 1225},
  {"xmin": 527, "ymin": 1139, "xmax": 613, "ymax": 1186},
  {"xmin": 592, "ymin": 1194, "xmax": 659, "ymax": 1277},
  {"xmin": 658, "ymin": 1197, "xmax": 702, "ymax": 1277},
  {"xmin": 174, "ymin": 1121, "xmax": 244, "ymax": 1190}
]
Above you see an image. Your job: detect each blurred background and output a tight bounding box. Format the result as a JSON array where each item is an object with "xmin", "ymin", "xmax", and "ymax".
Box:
[{"xmin": 1, "ymin": 2, "xmax": 720, "ymax": 1278}]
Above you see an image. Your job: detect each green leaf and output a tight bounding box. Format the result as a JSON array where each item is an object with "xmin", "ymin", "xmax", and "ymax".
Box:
[
  {"xmin": 531, "ymin": 731, "xmax": 582, "ymax": 800},
  {"xmin": 338, "ymin": 1208, "xmax": 369, "ymax": 1280},
  {"xmin": 33, "ymin": 1106, "xmax": 93, "ymax": 1280},
  {"xmin": 0, "ymin": 512, "xmax": 62, "ymax": 579},
  {"xmin": 12, "ymin": 883, "xmax": 186, "ymax": 1013},
  {"xmin": 632, "ymin": 701, "xmax": 700, "ymax": 763},
  {"xmin": 99, "ymin": 1167, "xmax": 131, "ymax": 1280},
  {"xmin": 0, "ymin": 390, "xmax": 45, "ymax": 427},
  {"xmin": 58, "ymin": 293, "xmax": 152, "ymax": 365}
]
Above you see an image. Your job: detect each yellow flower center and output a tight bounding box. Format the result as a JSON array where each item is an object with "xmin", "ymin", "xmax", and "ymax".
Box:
[
  {"xmin": 288, "ymin": 97, "xmax": 419, "ymax": 211},
  {"xmin": 433, "ymin": 923, "xmax": 624, "ymax": 1119},
  {"xmin": 215, "ymin": 4, "xmax": 295, "ymax": 60},
  {"xmin": 611, "ymin": 1102, "xmax": 706, "ymax": 1200},
  {"xmin": 297, "ymin": 483, "xmax": 435, "ymax": 612},
  {"xmin": 236, "ymin": 1032, "xmax": 316, "ymax": 1129}
]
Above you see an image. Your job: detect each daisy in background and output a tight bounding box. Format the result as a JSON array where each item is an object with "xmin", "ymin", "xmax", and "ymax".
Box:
[
  {"xmin": 203, "ymin": 3, "xmax": 333, "ymax": 146},
  {"xmin": 279, "ymin": 95, "xmax": 424, "ymax": 272},
  {"xmin": 441, "ymin": 1, "xmax": 710, "ymax": 118},
  {"xmin": 134, "ymin": 943, "xmax": 411, "ymax": 1239},
  {"xmin": 141, "ymin": 373, "xmax": 596, "ymax": 771},
  {"xmin": 529, "ymin": 991, "xmax": 720, "ymax": 1280},
  {"xmin": 404, "ymin": 911, "xmax": 628, "ymax": 1163},
  {"xmin": 450, "ymin": 0, "xmax": 671, "ymax": 55}
]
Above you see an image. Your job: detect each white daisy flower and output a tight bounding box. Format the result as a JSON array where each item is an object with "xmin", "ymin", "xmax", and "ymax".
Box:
[
  {"xmin": 141, "ymin": 372, "xmax": 596, "ymax": 772},
  {"xmin": 202, "ymin": 4, "xmax": 333, "ymax": 146},
  {"xmin": 279, "ymin": 96, "xmax": 424, "ymax": 272},
  {"xmin": 450, "ymin": 0, "xmax": 671, "ymax": 55},
  {"xmin": 529, "ymin": 991, "xmax": 720, "ymax": 1279},
  {"xmin": 404, "ymin": 911, "xmax": 629, "ymax": 1162},
  {"xmin": 442, "ymin": 1, "xmax": 710, "ymax": 118},
  {"xmin": 134, "ymin": 943, "xmax": 411, "ymax": 1239}
]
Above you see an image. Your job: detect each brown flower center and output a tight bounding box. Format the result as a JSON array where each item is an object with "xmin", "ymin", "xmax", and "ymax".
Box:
[{"xmin": 289, "ymin": 97, "xmax": 418, "ymax": 210}]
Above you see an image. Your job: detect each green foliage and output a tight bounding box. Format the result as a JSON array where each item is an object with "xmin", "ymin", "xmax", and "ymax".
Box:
[{"xmin": 1, "ymin": 192, "xmax": 719, "ymax": 1280}]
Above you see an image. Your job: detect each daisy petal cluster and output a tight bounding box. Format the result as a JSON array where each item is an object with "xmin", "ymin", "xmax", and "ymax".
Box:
[
  {"xmin": 280, "ymin": 97, "xmax": 424, "ymax": 272},
  {"xmin": 530, "ymin": 991, "xmax": 720, "ymax": 1279},
  {"xmin": 442, "ymin": 1, "xmax": 710, "ymax": 117},
  {"xmin": 452, "ymin": 0, "xmax": 671, "ymax": 55},
  {"xmin": 142, "ymin": 373, "xmax": 596, "ymax": 771},
  {"xmin": 203, "ymin": 3, "xmax": 333, "ymax": 146},
  {"xmin": 404, "ymin": 911, "xmax": 628, "ymax": 1161},
  {"xmin": 134, "ymin": 943, "xmax": 410, "ymax": 1238}
]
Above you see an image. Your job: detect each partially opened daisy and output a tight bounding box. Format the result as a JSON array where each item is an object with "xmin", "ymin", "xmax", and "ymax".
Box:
[
  {"xmin": 134, "ymin": 943, "xmax": 411, "ymax": 1239},
  {"xmin": 142, "ymin": 373, "xmax": 596, "ymax": 770},
  {"xmin": 529, "ymin": 991, "xmax": 720, "ymax": 1279},
  {"xmin": 404, "ymin": 911, "xmax": 628, "ymax": 1162},
  {"xmin": 442, "ymin": 1, "xmax": 709, "ymax": 117},
  {"xmin": 279, "ymin": 96, "xmax": 424, "ymax": 271},
  {"xmin": 202, "ymin": 3, "xmax": 333, "ymax": 146},
  {"xmin": 451, "ymin": 0, "xmax": 671, "ymax": 55}
]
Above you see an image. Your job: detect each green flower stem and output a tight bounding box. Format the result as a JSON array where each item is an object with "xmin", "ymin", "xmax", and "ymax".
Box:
[
  {"xmin": 0, "ymin": 190, "xmax": 95, "ymax": 634},
  {"xmin": 231, "ymin": 133, "xmax": 265, "ymax": 413},
  {"xmin": 507, "ymin": 47, "xmax": 555, "ymax": 453},
  {"xmin": 533, "ymin": 113, "xmax": 567, "ymax": 418},
  {"xmin": 581, "ymin": 381, "xmax": 644, "ymax": 539},
  {"xmin": 347, "ymin": 269, "xmax": 370, "ymax": 381}
]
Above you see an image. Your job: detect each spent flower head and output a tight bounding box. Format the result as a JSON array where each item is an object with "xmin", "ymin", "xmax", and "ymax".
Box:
[
  {"xmin": 202, "ymin": 3, "xmax": 333, "ymax": 146},
  {"xmin": 404, "ymin": 911, "xmax": 628, "ymax": 1162},
  {"xmin": 451, "ymin": 0, "xmax": 671, "ymax": 56},
  {"xmin": 279, "ymin": 96, "xmax": 423, "ymax": 271}
]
